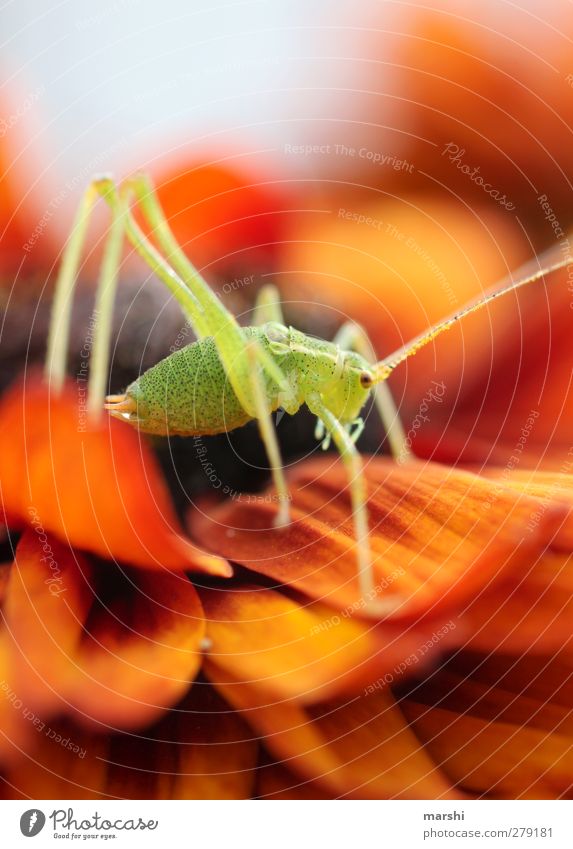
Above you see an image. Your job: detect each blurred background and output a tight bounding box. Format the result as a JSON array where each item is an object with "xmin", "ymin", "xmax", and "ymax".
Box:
[{"xmin": 2, "ymin": 0, "xmax": 573, "ymax": 492}]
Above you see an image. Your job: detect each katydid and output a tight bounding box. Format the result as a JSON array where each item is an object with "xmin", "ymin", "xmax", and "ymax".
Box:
[{"xmin": 45, "ymin": 173, "xmax": 572, "ymax": 613}]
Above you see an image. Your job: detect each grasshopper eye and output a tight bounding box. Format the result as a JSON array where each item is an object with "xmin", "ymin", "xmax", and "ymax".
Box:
[{"xmin": 360, "ymin": 371, "xmax": 374, "ymax": 389}]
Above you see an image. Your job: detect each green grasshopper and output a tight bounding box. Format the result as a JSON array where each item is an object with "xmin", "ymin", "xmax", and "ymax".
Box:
[{"xmin": 45, "ymin": 173, "xmax": 571, "ymax": 613}]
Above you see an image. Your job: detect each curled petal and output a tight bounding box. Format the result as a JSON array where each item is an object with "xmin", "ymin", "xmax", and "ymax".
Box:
[
  {"xmin": 4, "ymin": 530, "xmax": 206, "ymax": 730},
  {"xmin": 68, "ymin": 568, "xmax": 206, "ymax": 730},
  {"xmin": 0, "ymin": 377, "xmax": 230, "ymax": 576}
]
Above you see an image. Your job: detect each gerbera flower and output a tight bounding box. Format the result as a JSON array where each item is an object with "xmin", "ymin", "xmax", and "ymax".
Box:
[
  {"xmin": 1, "ymin": 147, "xmax": 573, "ymax": 799},
  {"xmin": 1, "ymin": 363, "xmax": 572, "ymax": 798}
]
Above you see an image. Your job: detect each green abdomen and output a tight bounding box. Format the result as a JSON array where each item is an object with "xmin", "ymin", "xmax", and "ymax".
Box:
[{"xmin": 127, "ymin": 328, "xmax": 281, "ymax": 436}]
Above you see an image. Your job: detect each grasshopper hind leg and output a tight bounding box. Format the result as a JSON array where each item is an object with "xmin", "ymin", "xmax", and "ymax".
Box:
[{"xmin": 245, "ymin": 341, "xmax": 291, "ymax": 527}]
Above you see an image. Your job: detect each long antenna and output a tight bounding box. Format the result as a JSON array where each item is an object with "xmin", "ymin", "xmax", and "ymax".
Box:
[{"xmin": 371, "ymin": 255, "xmax": 572, "ymax": 384}]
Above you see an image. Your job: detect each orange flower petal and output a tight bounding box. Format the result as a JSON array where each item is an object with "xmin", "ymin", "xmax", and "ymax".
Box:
[
  {"xmin": 105, "ymin": 685, "xmax": 257, "ymax": 800},
  {"xmin": 213, "ymin": 678, "xmax": 463, "ymax": 799},
  {"xmin": 0, "ymin": 626, "xmax": 38, "ymax": 765},
  {"xmin": 151, "ymin": 156, "xmax": 293, "ymax": 276},
  {"xmin": 68, "ymin": 568, "xmax": 205, "ymax": 730},
  {"xmin": 256, "ymin": 759, "xmax": 331, "ymax": 799},
  {"xmin": 191, "ymin": 457, "xmax": 570, "ymax": 618},
  {"xmin": 0, "ymin": 376, "xmax": 230, "ymax": 576},
  {"xmin": 3, "ymin": 530, "xmax": 93, "ymax": 714},
  {"xmin": 2, "ymin": 686, "xmax": 257, "ymax": 800},
  {"xmin": 462, "ymin": 550, "xmax": 573, "ymax": 656},
  {"xmin": 472, "ymin": 467, "xmax": 573, "ymax": 552},
  {"xmin": 0, "ymin": 720, "xmax": 108, "ymax": 800},
  {"xmin": 416, "ymin": 263, "xmax": 573, "ymax": 467},
  {"xmin": 0, "ymin": 83, "xmax": 59, "ymax": 274},
  {"xmin": 4, "ymin": 529, "xmax": 206, "ymax": 730},
  {"xmin": 201, "ymin": 586, "xmax": 460, "ymax": 703},
  {"xmin": 279, "ymin": 197, "xmax": 528, "ymax": 407},
  {"xmin": 401, "ymin": 651, "xmax": 573, "ymax": 799}
]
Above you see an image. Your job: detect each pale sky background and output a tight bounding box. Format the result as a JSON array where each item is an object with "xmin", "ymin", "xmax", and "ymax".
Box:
[{"xmin": 0, "ymin": 0, "xmax": 563, "ymax": 238}]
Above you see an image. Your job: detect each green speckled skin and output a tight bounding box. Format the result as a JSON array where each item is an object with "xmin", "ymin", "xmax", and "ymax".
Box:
[{"xmin": 121, "ymin": 323, "xmax": 373, "ymax": 436}]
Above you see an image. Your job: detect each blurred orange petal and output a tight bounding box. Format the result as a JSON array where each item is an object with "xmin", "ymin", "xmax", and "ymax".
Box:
[
  {"xmin": 4, "ymin": 528, "xmax": 206, "ymax": 730},
  {"xmin": 3, "ymin": 530, "xmax": 93, "ymax": 714},
  {"xmin": 191, "ymin": 457, "xmax": 570, "ymax": 617},
  {"xmin": 279, "ymin": 198, "xmax": 528, "ymax": 406},
  {"xmin": 0, "ymin": 625, "xmax": 38, "ymax": 765},
  {"xmin": 68, "ymin": 568, "xmax": 205, "ymax": 730},
  {"xmin": 151, "ymin": 155, "xmax": 293, "ymax": 276},
  {"xmin": 0, "ymin": 376, "xmax": 230, "ymax": 576},
  {"xmin": 214, "ymin": 679, "xmax": 463, "ymax": 799},
  {"xmin": 395, "ymin": 5, "xmax": 573, "ymax": 210},
  {"xmin": 200, "ymin": 586, "xmax": 459, "ymax": 703},
  {"xmin": 461, "ymin": 550, "xmax": 573, "ymax": 656},
  {"xmin": 256, "ymin": 760, "xmax": 331, "ymax": 799},
  {"xmin": 435, "ymin": 263, "xmax": 573, "ymax": 466},
  {"xmin": 0, "ymin": 720, "xmax": 108, "ymax": 800},
  {"xmin": 402, "ymin": 651, "xmax": 573, "ymax": 799},
  {"xmin": 2, "ymin": 686, "xmax": 256, "ymax": 800},
  {"xmin": 0, "ymin": 81, "xmax": 59, "ymax": 274},
  {"xmin": 136, "ymin": 685, "xmax": 257, "ymax": 800}
]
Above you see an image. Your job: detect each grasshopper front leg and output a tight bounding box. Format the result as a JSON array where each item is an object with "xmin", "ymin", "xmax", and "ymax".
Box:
[
  {"xmin": 331, "ymin": 321, "xmax": 410, "ymax": 461},
  {"xmin": 307, "ymin": 394, "xmax": 397, "ymax": 615}
]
